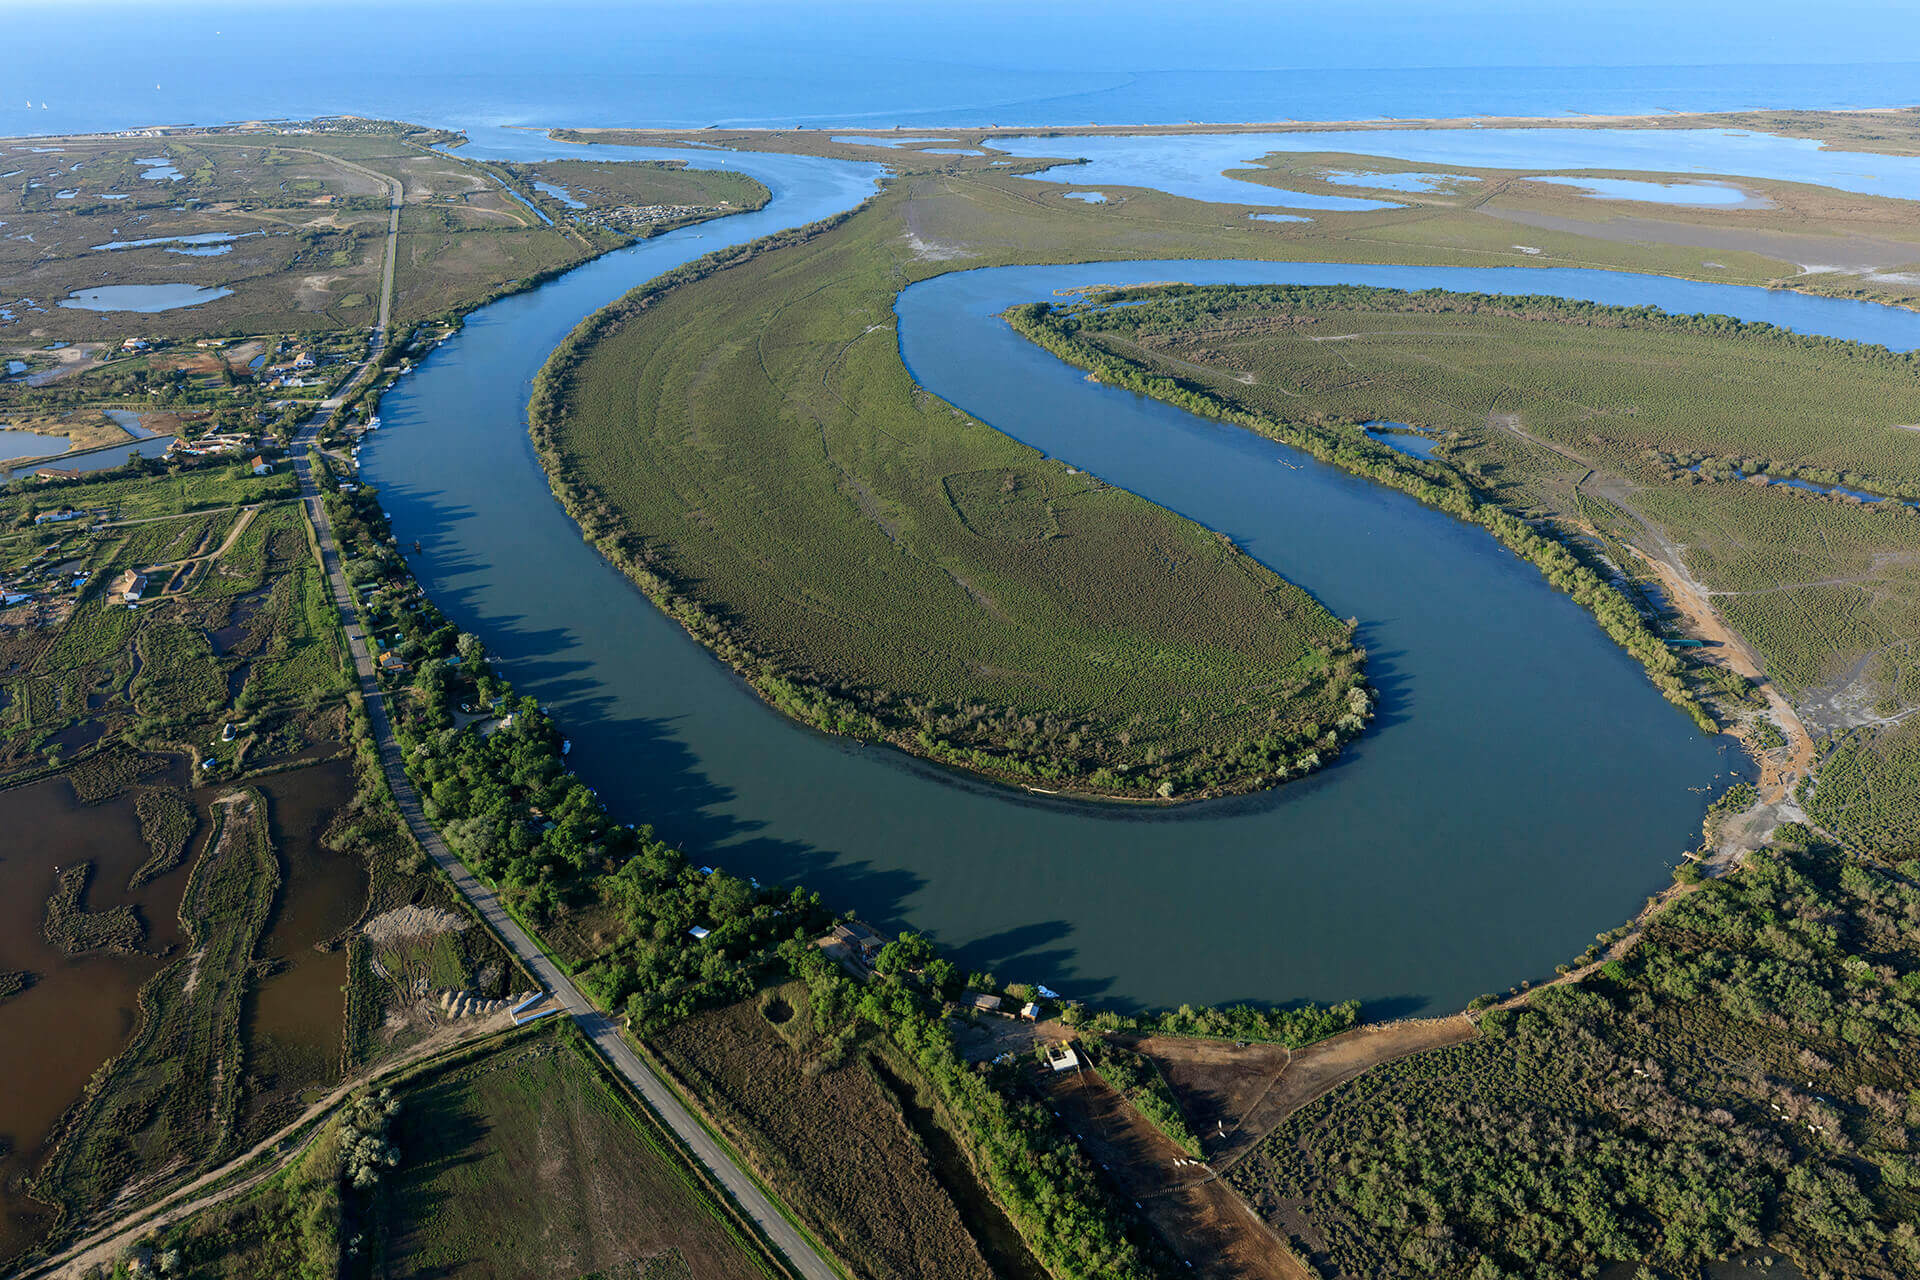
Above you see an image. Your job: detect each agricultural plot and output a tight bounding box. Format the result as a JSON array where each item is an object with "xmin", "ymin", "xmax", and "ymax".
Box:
[
  {"xmin": 650, "ymin": 987, "xmax": 999, "ymax": 1280},
  {"xmin": 0, "ymin": 457, "xmax": 522, "ymax": 1268},
  {"xmin": 372, "ymin": 1028, "xmax": 773, "ymax": 1280}
]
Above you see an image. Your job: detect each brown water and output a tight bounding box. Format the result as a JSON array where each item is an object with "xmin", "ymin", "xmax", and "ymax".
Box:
[
  {"xmin": 241, "ymin": 758, "xmax": 364, "ymax": 1117},
  {"xmin": 0, "ymin": 755, "xmax": 367, "ymax": 1261},
  {"xmin": 0, "ymin": 774, "xmax": 192, "ymax": 1260}
]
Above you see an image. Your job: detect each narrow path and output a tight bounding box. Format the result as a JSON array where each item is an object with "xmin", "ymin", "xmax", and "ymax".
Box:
[
  {"xmin": 21, "ymin": 1018, "xmax": 511, "ymax": 1280},
  {"xmin": 286, "ymin": 416, "xmax": 836, "ymax": 1280},
  {"xmin": 125, "ymin": 504, "xmax": 261, "ymax": 577}
]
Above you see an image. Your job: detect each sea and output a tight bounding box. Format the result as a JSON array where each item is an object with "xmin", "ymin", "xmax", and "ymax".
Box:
[{"xmin": 6, "ymin": 0, "xmax": 1920, "ymax": 141}]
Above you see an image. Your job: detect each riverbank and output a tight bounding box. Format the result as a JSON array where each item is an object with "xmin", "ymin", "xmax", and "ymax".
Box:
[{"xmin": 524, "ymin": 187, "xmax": 1374, "ymax": 803}]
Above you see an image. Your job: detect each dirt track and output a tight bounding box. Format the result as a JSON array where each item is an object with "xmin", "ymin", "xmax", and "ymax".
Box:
[
  {"xmin": 21, "ymin": 1017, "xmax": 511, "ymax": 1280},
  {"xmin": 1038, "ymin": 1063, "xmax": 1310, "ymax": 1280}
]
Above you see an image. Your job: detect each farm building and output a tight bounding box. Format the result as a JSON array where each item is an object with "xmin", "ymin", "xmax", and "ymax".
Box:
[
  {"xmin": 1045, "ymin": 1044, "xmax": 1081, "ymax": 1073},
  {"xmin": 966, "ymin": 991, "xmax": 1005, "ymax": 1015},
  {"xmin": 111, "ymin": 570, "xmax": 147, "ymax": 603},
  {"xmin": 1021, "ymin": 1001, "xmax": 1042, "ymax": 1021},
  {"xmin": 687, "ymin": 925, "xmax": 711, "ymax": 940},
  {"xmin": 249, "ymin": 455, "xmax": 272, "ymax": 475}
]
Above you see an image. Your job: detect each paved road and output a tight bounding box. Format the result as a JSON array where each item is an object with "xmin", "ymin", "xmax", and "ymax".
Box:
[{"xmin": 284, "ymin": 223, "xmax": 836, "ymax": 1278}]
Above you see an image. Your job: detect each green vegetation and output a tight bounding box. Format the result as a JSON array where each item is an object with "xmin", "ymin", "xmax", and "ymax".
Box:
[
  {"xmin": 1083, "ymin": 1041, "xmax": 1202, "ymax": 1157},
  {"xmin": 42, "ymin": 861, "xmax": 146, "ymax": 954},
  {"xmin": 1008, "ymin": 290, "xmax": 1717, "ymax": 731},
  {"xmin": 528, "ymin": 188, "xmax": 1369, "ymax": 800},
  {"xmin": 370, "ymin": 1025, "xmax": 777, "ymax": 1280},
  {"xmin": 654, "ymin": 984, "xmax": 998, "ymax": 1280},
  {"xmin": 1232, "ymin": 825, "xmax": 1920, "ymax": 1279},
  {"xmin": 318, "ymin": 462, "xmax": 1182, "ymax": 1280},
  {"xmin": 1809, "ymin": 719, "xmax": 1920, "ymax": 860},
  {"xmin": 155, "ymin": 1111, "xmax": 347, "ymax": 1280},
  {"xmin": 1064, "ymin": 997, "xmax": 1360, "ymax": 1047}
]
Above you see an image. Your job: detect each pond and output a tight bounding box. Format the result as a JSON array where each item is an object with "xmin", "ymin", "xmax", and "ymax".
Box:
[
  {"xmin": 1364, "ymin": 422, "xmax": 1442, "ymax": 458},
  {"xmin": 1323, "ymin": 169, "xmax": 1474, "ymax": 193},
  {"xmin": 58, "ymin": 284, "xmax": 233, "ymax": 313},
  {"xmin": 1528, "ymin": 175, "xmax": 1766, "ymax": 207},
  {"xmin": 532, "ymin": 179, "xmax": 587, "ymax": 209},
  {"xmin": 92, "ymin": 231, "xmax": 264, "ymax": 253},
  {"xmin": 3, "ymin": 435, "xmax": 174, "ymax": 477},
  {"xmin": 0, "ymin": 775, "xmax": 192, "ymax": 1261},
  {"xmin": 0, "ymin": 428, "xmax": 66, "ymax": 462}
]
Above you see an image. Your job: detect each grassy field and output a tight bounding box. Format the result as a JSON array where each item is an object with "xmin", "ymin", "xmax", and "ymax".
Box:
[
  {"xmin": 650, "ymin": 984, "xmax": 1002, "ymax": 1280},
  {"xmin": 1009, "ymin": 281, "xmax": 1920, "ymax": 783},
  {"xmin": 532, "ymin": 183, "xmax": 1375, "ymax": 799},
  {"xmin": 372, "ymin": 1027, "xmax": 774, "ymax": 1280},
  {"xmin": 156, "ymin": 1107, "xmax": 347, "ymax": 1280},
  {"xmin": 526, "ymin": 128, "xmax": 1920, "ymax": 798}
]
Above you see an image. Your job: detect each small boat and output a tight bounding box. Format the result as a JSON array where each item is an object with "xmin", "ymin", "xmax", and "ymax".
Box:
[
  {"xmin": 411, "ymin": 539, "xmax": 421, "ymax": 554},
  {"xmin": 561, "ymin": 739, "xmax": 572, "ymax": 755}
]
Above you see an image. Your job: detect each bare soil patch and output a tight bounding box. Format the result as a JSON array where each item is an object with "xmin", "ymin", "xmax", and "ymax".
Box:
[{"xmin": 1035, "ymin": 1062, "xmax": 1307, "ymax": 1280}]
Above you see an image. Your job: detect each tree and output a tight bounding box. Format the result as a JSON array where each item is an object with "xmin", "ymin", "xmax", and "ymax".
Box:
[{"xmin": 874, "ymin": 930, "xmax": 935, "ymax": 976}]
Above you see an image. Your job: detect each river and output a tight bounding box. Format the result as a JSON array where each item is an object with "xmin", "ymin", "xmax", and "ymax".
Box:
[{"xmin": 358, "ymin": 140, "xmax": 1771, "ymax": 1017}]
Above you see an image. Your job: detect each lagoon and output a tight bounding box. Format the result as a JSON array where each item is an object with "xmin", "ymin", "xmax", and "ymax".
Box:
[
  {"xmin": 987, "ymin": 128, "xmax": 1920, "ymax": 209},
  {"xmin": 0, "ymin": 428, "xmax": 64, "ymax": 463},
  {"xmin": 58, "ymin": 284, "xmax": 233, "ymax": 313},
  {"xmin": 1528, "ymin": 175, "xmax": 1765, "ymax": 206}
]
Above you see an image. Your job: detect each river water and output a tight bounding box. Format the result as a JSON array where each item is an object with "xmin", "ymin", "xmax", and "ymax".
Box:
[
  {"xmin": 17, "ymin": 11, "xmax": 1920, "ymax": 1013},
  {"xmin": 357, "ymin": 140, "xmax": 1788, "ymax": 1017}
]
